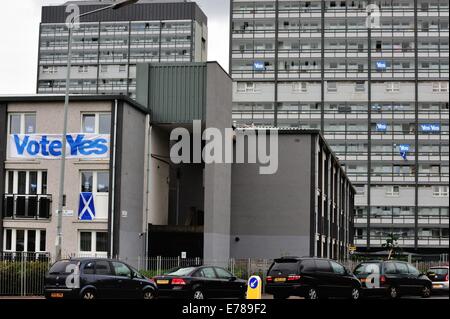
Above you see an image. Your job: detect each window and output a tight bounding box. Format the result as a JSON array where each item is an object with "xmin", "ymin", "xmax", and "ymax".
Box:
[
  {"xmin": 119, "ymin": 65, "xmax": 127, "ymax": 73},
  {"xmin": 355, "ymin": 81, "xmax": 365, "ymax": 92},
  {"xmin": 386, "ymin": 82, "xmax": 400, "ymax": 92},
  {"xmin": 95, "ymin": 260, "xmax": 113, "ymax": 275},
  {"xmin": 100, "ymin": 65, "xmax": 108, "ymax": 73},
  {"xmin": 4, "ymin": 170, "xmax": 50, "ymax": 219},
  {"xmin": 433, "ymin": 186, "xmax": 448, "ymax": 197},
  {"xmin": 42, "ymin": 66, "xmax": 57, "ymax": 74},
  {"xmin": 80, "ymin": 232, "xmax": 92, "ymax": 252},
  {"xmin": 9, "ymin": 113, "xmax": 36, "ymax": 134},
  {"xmin": 237, "ymin": 82, "xmax": 257, "ymax": 93},
  {"xmin": 407, "ymin": 264, "xmax": 420, "ymax": 276},
  {"xmin": 432, "ymin": 82, "xmax": 449, "ymax": 93},
  {"xmin": 199, "ymin": 267, "xmax": 217, "ymax": 279},
  {"xmin": 79, "ymin": 231, "xmax": 108, "ymax": 255},
  {"xmin": 5, "ymin": 170, "xmax": 48, "ymax": 195},
  {"xmin": 2, "ymin": 229, "xmax": 47, "ymax": 252},
  {"xmin": 112, "ymin": 262, "xmax": 131, "ymax": 278},
  {"xmin": 82, "ymin": 113, "xmax": 111, "ymax": 134},
  {"xmin": 83, "ymin": 261, "xmax": 95, "ymax": 275},
  {"xmin": 80, "ymin": 171, "xmax": 109, "ymax": 220},
  {"xmin": 327, "ymin": 82, "xmax": 337, "ymax": 92},
  {"xmin": 395, "ymin": 263, "xmax": 409, "ymax": 275},
  {"xmin": 386, "ymin": 186, "xmax": 400, "ymax": 197},
  {"xmin": 384, "ymin": 263, "xmax": 396, "ymax": 274},
  {"xmin": 330, "ymin": 261, "xmax": 346, "ymax": 275},
  {"xmin": 215, "ymin": 267, "xmax": 233, "ymax": 279},
  {"xmin": 315, "ymin": 260, "xmax": 332, "ymax": 272},
  {"xmin": 78, "ymin": 66, "xmax": 88, "ymax": 73},
  {"xmin": 96, "ymin": 232, "xmax": 108, "ymax": 252},
  {"xmin": 293, "ymin": 82, "xmax": 307, "ymax": 93},
  {"xmin": 81, "ymin": 172, "xmax": 93, "ymax": 192}
]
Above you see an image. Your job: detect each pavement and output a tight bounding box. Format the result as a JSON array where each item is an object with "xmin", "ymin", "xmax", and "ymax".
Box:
[{"xmin": 1, "ymin": 294, "xmax": 448, "ymax": 300}]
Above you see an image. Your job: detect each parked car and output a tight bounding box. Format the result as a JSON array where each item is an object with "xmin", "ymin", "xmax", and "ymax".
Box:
[
  {"xmin": 426, "ymin": 266, "xmax": 449, "ymax": 293},
  {"xmin": 44, "ymin": 258, "xmax": 157, "ymax": 300},
  {"xmin": 354, "ymin": 260, "xmax": 432, "ymax": 299},
  {"xmin": 265, "ymin": 257, "xmax": 362, "ymax": 300},
  {"xmin": 153, "ymin": 266, "xmax": 247, "ymax": 299}
]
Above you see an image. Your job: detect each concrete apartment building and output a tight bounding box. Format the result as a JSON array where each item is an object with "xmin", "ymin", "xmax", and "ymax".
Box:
[
  {"xmin": 0, "ymin": 95, "xmax": 150, "ymax": 262},
  {"xmin": 231, "ymin": 130, "xmax": 355, "ymax": 260},
  {"xmin": 136, "ymin": 63, "xmax": 355, "ymax": 261},
  {"xmin": 37, "ymin": 0, "xmax": 208, "ymax": 98},
  {"xmin": 0, "ymin": 62, "xmax": 356, "ymax": 263},
  {"xmin": 230, "ymin": 0, "xmax": 449, "ymax": 254}
]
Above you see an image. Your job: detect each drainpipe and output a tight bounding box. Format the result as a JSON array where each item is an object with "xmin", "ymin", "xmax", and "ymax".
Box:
[
  {"xmin": 144, "ymin": 115, "xmax": 151, "ymax": 261},
  {"xmin": 110, "ymin": 99, "xmax": 118, "ymax": 258}
]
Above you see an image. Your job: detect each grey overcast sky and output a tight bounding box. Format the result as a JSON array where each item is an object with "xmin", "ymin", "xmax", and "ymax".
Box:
[{"xmin": 0, "ymin": 0, "xmax": 230, "ymax": 95}]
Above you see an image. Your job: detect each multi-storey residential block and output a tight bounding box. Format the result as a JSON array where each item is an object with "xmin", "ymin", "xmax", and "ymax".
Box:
[
  {"xmin": 37, "ymin": 0, "xmax": 208, "ymax": 98},
  {"xmin": 230, "ymin": 0, "xmax": 449, "ymax": 255}
]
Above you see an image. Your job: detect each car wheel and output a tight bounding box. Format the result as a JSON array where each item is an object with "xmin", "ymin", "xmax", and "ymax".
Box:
[
  {"xmin": 306, "ymin": 287, "xmax": 319, "ymax": 300},
  {"xmin": 143, "ymin": 289, "xmax": 156, "ymax": 300},
  {"xmin": 351, "ymin": 287, "xmax": 361, "ymax": 300},
  {"xmin": 387, "ymin": 286, "xmax": 399, "ymax": 299},
  {"xmin": 81, "ymin": 289, "xmax": 96, "ymax": 300},
  {"xmin": 193, "ymin": 289, "xmax": 205, "ymax": 300},
  {"xmin": 421, "ymin": 285, "xmax": 431, "ymax": 298}
]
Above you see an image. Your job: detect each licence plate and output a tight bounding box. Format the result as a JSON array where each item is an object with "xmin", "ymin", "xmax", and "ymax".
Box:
[
  {"xmin": 157, "ymin": 280, "xmax": 169, "ymax": 285},
  {"xmin": 274, "ymin": 278, "xmax": 286, "ymax": 283},
  {"xmin": 51, "ymin": 293, "xmax": 64, "ymax": 298}
]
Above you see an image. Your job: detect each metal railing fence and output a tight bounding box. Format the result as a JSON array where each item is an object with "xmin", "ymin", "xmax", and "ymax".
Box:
[{"xmin": 1, "ymin": 252, "xmax": 448, "ymax": 296}]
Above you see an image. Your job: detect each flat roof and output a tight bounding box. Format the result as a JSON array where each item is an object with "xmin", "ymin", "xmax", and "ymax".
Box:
[
  {"xmin": 0, "ymin": 94, "xmax": 150, "ymax": 115},
  {"xmin": 41, "ymin": 1, "xmax": 207, "ymax": 25}
]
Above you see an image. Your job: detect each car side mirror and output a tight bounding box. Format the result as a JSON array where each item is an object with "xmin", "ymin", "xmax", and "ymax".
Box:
[{"xmin": 229, "ymin": 276, "xmax": 237, "ymax": 282}]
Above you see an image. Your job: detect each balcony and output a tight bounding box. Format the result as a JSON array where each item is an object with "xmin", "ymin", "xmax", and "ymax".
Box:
[
  {"xmin": 355, "ymin": 236, "xmax": 449, "ymax": 247},
  {"xmin": 354, "ymin": 215, "xmax": 449, "ymax": 226},
  {"xmin": 3, "ymin": 194, "xmax": 52, "ymax": 220}
]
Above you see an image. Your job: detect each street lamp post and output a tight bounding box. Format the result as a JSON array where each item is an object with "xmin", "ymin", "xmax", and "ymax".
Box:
[{"xmin": 55, "ymin": 0, "xmax": 139, "ymax": 261}]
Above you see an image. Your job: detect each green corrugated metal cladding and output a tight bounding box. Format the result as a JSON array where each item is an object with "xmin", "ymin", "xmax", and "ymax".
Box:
[{"xmin": 136, "ymin": 63, "xmax": 207, "ymax": 124}]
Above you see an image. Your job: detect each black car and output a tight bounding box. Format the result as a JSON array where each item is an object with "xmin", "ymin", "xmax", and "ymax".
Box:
[
  {"xmin": 153, "ymin": 266, "xmax": 247, "ymax": 299},
  {"xmin": 354, "ymin": 260, "xmax": 433, "ymax": 299},
  {"xmin": 44, "ymin": 258, "xmax": 157, "ymax": 300},
  {"xmin": 265, "ymin": 257, "xmax": 362, "ymax": 300}
]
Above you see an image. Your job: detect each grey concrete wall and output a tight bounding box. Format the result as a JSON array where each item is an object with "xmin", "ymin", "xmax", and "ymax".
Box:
[
  {"xmin": 117, "ymin": 102, "xmax": 148, "ymax": 266},
  {"xmin": 230, "ymin": 134, "xmax": 312, "ymax": 259},
  {"xmin": 203, "ymin": 62, "xmax": 233, "ymax": 264}
]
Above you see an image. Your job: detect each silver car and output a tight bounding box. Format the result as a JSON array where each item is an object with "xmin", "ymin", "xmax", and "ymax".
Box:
[{"xmin": 427, "ymin": 266, "xmax": 449, "ymax": 292}]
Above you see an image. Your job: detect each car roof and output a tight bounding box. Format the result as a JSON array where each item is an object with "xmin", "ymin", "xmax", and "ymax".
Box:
[{"xmin": 57, "ymin": 258, "xmax": 123, "ymax": 263}]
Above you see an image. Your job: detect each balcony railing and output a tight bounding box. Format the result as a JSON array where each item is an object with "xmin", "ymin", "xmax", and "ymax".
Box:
[{"xmin": 3, "ymin": 194, "xmax": 52, "ymax": 220}]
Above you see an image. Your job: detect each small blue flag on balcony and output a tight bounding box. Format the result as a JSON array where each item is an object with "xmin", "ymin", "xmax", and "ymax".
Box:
[
  {"xmin": 253, "ymin": 61, "xmax": 266, "ymax": 71},
  {"xmin": 399, "ymin": 144, "xmax": 410, "ymax": 161},
  {"xmin": 79, "ymin": 192, "xmax": 95, "ymax": 221}
]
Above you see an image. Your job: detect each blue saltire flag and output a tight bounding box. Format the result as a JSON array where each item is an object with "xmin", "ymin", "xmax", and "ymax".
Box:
[
  {"xmin": 399, "ymin": 144, "xmax": 410, "ymax": 161},
  {"xmin": 79, "ymin": 192, "xmax": 96, "ymax": 221}
]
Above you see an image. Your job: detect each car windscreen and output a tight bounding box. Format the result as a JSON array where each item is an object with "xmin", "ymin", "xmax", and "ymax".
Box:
[
  {"xmin": 165, "ymin": 267, "xmax": 196, "ymax": 276},
  {"xmin": 429, "ymin": 268, "xmax": 448, "ymax": 275},
  {"xmin": 269, "ymin": 261, "xmax": 300, "ymax": 276},
  {"xmin": 48, "ymin": 260, "xmax": 79, "ymax": 275},
  {"xmin": 354, "ymin": 263, "xmax": 380, "ymax": 275}
]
